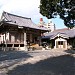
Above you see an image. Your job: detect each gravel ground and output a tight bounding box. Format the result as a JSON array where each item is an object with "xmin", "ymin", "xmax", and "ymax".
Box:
[{"xmin": 0, "ymin": 49, "xmax": 75, "ymax": 75}]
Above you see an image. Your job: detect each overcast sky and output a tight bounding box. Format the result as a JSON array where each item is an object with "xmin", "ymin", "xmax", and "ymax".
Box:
[{"xmin": 0, "ymin": 0, "xmax": 66, "ymax": 29}]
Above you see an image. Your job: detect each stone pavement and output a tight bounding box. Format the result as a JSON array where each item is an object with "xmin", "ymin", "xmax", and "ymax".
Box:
[{"xmin": 0, "ymin": 49, "xmax": 75, "ymax": 75}]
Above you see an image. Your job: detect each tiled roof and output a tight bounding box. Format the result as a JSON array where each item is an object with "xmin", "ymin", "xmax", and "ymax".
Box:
[
  {"xmin": 43, "ymin": 28, "xmax": 75, "ymax": 39},
  {"xmin": 0, "ymin": 11, "xmax": 48, "ymax": 31}
]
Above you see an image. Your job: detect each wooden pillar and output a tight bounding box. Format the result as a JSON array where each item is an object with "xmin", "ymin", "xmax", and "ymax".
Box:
[
  {"xmin": 56, "ymin": 41, "xmax": 58, "ymax": 48},
  {"xmin": 63, "ymin": 41, "xmax": 65, "ymax": 48},
  {"xmin": 30, "ymin": 34, "xmax": 32, "ymax": 43},
  {"xmin": 24, "ymin": 32, "xmax": 27, "ymax": 51},
  {"xmin": 38, "ymin": 36, "xmax": 41, "ymax": 46}
]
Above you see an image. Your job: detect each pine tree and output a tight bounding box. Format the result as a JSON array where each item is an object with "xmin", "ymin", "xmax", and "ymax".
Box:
[{"xmin": 40, "ymin": 0, "xmax": 75, "ymax": 28}]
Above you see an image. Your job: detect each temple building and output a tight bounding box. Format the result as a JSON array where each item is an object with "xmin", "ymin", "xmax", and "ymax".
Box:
[{"xmin": 0, "ymin": 11, "xmax": 48, "ymax": 51}]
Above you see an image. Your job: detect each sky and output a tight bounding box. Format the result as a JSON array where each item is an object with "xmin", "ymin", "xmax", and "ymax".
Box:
[{"xmin": 0, "ymin": 0, "xmax": 66, "ymax": 29}]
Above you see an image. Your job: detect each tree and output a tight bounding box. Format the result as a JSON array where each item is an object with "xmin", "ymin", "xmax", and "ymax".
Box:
[{"xmin": 40, "ymin": 0, "xmax": 75, "ymax": 28}]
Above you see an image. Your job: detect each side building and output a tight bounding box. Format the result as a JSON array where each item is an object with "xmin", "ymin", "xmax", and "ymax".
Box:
[{"xmin": 42, "ymin": 28, "xmax": 75, "ymax": 50}]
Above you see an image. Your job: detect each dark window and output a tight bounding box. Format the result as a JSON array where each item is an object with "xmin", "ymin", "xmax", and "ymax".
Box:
[
  {"xmin": 61, "ymin": 41, "xmax": 63, "ymax": 45},
  {"xmin": 7, "ymin": 44, "xmax": 13, "ymax": 47},
  {"xmin": 58, "ymin": 41, "xmax": 63, "ymax": 45},
  {"xmin": 20, "ymin": 44, "xmax": 24, "ymax": 47},
  {"xmin": 14, "ymin": 44, "xmax": 19, "ymax": 47}
]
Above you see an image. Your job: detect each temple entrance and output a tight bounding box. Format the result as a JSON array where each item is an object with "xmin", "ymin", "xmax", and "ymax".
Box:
[{"xmin": 55, "ymin": 38, "xmax": 67, "ymax": 49}]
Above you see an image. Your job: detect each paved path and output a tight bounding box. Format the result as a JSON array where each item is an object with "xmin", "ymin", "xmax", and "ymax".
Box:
[{"xmin": 0, "ymin": 49, "xmax": 75, "ymax": 75}]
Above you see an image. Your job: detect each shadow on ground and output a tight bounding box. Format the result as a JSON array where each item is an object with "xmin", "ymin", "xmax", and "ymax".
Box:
[
  {"xmin": 65, "ymin": 49, "xmax": 75, "ymax": 54},
  {"xmin": 7, "ymin": 54, "xmax": 75, "ymax": 75},
  {"xmin": 0, "ymin": 50, "xmax": 32, "ymax": 61}
]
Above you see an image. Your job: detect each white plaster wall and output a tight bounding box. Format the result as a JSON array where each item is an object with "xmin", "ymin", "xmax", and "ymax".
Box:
[
  {"xmin": 55, "ymin": 38, "xmax": 66, "ymax": 41},
  {"xmin": 6, "ymin": 32, "xmax": 9, "ymax": 41},
  {"xmin": 0, "ymin": 34, "xmax": 5, "ymax": 43}
]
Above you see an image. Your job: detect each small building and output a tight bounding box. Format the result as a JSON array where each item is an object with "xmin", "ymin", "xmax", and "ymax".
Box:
[
  {"xmin": 42, "ymin": 28, "xmax": 75, "ymax": 49},
  {"xmin": 0, "ymin": 11, "xmax": 48, "ymax": 51}
]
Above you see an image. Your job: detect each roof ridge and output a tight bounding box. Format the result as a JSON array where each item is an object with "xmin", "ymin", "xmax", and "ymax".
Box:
[{"xmin": 3, "ymin": 11, "xmax": 31, "ymax": 20}]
